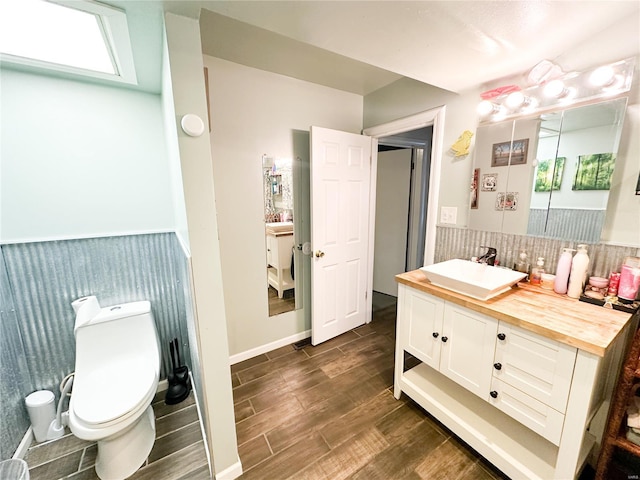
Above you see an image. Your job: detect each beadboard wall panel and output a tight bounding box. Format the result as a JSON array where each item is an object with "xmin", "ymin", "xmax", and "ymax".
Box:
[{"xmin": 435, "ymin": 226, "xmax": 640, "ymax": 278}]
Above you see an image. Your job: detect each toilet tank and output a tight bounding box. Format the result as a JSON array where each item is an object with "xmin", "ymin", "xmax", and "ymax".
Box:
[{"xmin": 73, "ymin": 299, "xmax": 160, "ymax": 375}]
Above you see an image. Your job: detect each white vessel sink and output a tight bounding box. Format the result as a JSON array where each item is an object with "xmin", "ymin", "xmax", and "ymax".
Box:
[{"xmin": 420, "ymin": 258, "xmax": 527, "ymax": 301}]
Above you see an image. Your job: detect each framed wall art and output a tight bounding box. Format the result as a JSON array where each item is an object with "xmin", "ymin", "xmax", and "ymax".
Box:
[
  {"xmin": 492, "ymin": 138, "xmax": 529, "ymax": 167},
  {"xmin": 573, "ymin": 153, "xmax": 615, "ymax": 190},
  {"xmin": 495, "ymin": 192, "xmax": 518, "ymax": 211},
  {"xmin": 481, "ymin": 173, "xmax": 497, "ymax": 191},
  {"xmin": 534, "ymin": 157, "xmax": 566, "ymax": 192}
]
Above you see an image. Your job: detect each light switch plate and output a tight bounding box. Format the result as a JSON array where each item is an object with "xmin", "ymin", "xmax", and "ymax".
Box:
[{"xmin": 440, "ymin": 207, "xmax": 457, "ymax": 225}]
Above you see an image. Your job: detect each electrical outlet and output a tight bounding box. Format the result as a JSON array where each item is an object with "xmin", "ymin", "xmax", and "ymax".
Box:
[{"xmin": 440, "ymin": 207, "xmax": 457, "ymax": 225}]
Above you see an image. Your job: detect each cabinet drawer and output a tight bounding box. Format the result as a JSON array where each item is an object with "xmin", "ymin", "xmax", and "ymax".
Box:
[
  {"xmin": 494, "ymin": 323, "xmax": 576, "ymax": 413},
  {"xmin": 489, "ymin": 377, "xmax": 565, "ymax": 446}
]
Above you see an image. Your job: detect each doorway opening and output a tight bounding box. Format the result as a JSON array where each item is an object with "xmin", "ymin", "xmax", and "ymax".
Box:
[{"xmin": 372, "ymin": 127, "xmax": 433, "ymax": 297}]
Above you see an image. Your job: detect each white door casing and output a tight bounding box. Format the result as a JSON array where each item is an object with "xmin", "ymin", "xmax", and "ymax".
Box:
[{"xmin": 310, "ymin": 126, "xmax": 372, "ymax": 345}]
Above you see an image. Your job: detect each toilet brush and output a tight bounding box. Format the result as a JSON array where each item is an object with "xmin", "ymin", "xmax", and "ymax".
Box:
[{"xmin": 165, "ymin": 338, "xmax": 191, "ymax": 405}]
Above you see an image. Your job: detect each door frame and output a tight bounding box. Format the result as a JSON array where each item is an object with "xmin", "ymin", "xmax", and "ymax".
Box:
[{"xmin": 363, "ymin": 106, "xmax": 446, "ymax": 319}]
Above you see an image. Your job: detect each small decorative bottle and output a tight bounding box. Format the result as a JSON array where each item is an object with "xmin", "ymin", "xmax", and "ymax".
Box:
[
  {"xmin": 515, "ymin": 250, "xmax": 530, "ymax": 282},
  {"xmin": 530, "ymin": 257, "xmax": 545, "ymax": 286}
]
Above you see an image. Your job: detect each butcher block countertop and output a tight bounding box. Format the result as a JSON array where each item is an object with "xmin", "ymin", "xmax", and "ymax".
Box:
[{"xmin": 396, "ymin": 269, "xmax": 635, "ymax": 357}]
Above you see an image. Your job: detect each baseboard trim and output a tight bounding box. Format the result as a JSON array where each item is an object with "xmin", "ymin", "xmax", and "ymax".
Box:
[
  {"xmin": 215, "ymin": 458, "xmax": 243, "ymax": 480},
  {"xmin": 229, "ymin": 330, "xmax": 311, "ymax": 365},
  {"xmin": 12, "ymin": 427, "xmax": 33, "ymax": 460}
]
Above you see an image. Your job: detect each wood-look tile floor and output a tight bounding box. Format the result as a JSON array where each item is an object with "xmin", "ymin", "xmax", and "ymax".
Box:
[
  {"xmin": 268, "ymin": 286, "xmax": 295, "ymax": 316},
  {"xmin": 24, "ymin": 391, "xmax": 208, "ymax": 480},
  {"xmin": 232, "ymin": 292, "xmax": 513, "ymax": 480}
]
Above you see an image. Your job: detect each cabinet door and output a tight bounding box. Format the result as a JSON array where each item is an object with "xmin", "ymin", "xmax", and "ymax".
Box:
[
  {"xmin": 440, "ymin": 304, "xmax": 498, "ymax": 398},
  {"xmin": 402, "ymin": 287, "xmax": 444, "ymax": 369},
  {"xmin": 266, "ymin": 234, "xmax": 276, "ymax": 267},
  {"xmin": 493, "ymin": 323, "xmax": 576, "ymax": 413}
]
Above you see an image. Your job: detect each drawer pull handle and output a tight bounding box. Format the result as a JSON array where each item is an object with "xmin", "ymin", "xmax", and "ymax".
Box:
[
  {"xmin": 497, "ymin": 333, "xmax": 506, "ymax": 341},
  {"xmin": 490, "ymin": 390, "xmax": 498, "ymax": 398},
  {"xmin": 441, "ymin": 336, "xmax": 448, "ymax": 343},
  {"xmin": 493, "ymin": 363, "xmax": 502, "ymax": 370},
  {"xmin": 432, "ymin": 332, "xmax": 439, "ymax": 338}
]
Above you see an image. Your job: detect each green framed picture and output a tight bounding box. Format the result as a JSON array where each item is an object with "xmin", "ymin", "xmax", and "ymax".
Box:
[
  {"xmin": 572, "ymin": 153, "xmax": 616, "ymax": 191},
  {"xmin": 534, "ymin": 157, "xmax": 566, "ymax": 192}
]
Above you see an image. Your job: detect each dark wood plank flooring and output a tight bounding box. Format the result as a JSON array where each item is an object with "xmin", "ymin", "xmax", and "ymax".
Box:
[{"xmin": 232, "ymin": 293, "xmax": 511, "ymax": 480}]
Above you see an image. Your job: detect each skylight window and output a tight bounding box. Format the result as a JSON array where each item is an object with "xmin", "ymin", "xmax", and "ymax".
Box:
[{"xmin": 0, "ymin": 0, "xmax": 137, "ymax": 85}]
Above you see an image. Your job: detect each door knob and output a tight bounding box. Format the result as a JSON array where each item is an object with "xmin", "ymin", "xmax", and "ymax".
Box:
[{"xmin": 315, "ymin": 250, "xmax": 325, "ymax": 258}]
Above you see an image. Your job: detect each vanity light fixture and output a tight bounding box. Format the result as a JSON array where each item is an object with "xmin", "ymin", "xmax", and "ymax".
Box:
[{"xmin": 478, "ymin": 57, "xmax": 634, "ymax": 124}]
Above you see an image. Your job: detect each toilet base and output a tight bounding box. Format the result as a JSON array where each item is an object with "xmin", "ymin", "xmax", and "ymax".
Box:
[{"xmin": 95, "ymin": 406, "xmax": 156, "ymax": 480}]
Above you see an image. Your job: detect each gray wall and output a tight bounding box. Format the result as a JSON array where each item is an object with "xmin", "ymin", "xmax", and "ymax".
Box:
[{"xmin": 0, "ymin": 232, "xmax": 192, "ymax": 459}]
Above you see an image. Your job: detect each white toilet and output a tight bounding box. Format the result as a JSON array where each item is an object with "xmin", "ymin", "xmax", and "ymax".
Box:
[{"xmin": 68, "ymin": 296, "xmax": 160, "ymax": 480}]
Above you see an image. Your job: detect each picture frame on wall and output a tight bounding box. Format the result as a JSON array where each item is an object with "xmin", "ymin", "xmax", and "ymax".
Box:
[
  {"xmin": 495, "ymin": 192, "xmax": 518, "ymax": 211},
  {"xmin": 534, "ymin": 157, "xmax": 566, "ymax": 192},
  {"xmin": 481, "ymin": 173, "xmax": 497, "ymax": 192},
  {"xmin": 572, "ymin": 153, "xmax": 615, "ymax": 190},
  {"xmin": 470, "ymin": 168, "xmax": 479, "ymax": 209},
  {"xmin": 491, "ymin": 139, "xmax": 529, "ymax": 167}
]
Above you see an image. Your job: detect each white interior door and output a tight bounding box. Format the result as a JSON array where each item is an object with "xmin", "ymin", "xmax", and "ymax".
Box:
[{"xmin": 310, "ymin": 126, "xmax": 372, "ymax": 345}]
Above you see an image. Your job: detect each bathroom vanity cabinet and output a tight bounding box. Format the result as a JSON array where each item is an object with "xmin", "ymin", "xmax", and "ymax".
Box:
[
  {"xmin": 394, "ymin": 270, "xmax": 633, "ymax": 480},
  {"xmin": 266, "ymin": 228, "xmax": 294, "ymax": 298}
]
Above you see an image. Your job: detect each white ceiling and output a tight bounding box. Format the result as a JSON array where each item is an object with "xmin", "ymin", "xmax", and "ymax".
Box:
[
  {"xmin": 96, "ymin": 1, "xmax": 640, "ymax": 96},
  {"xmin": 186, "ymin": 1, "xmax": 640, "ymax": 95}
]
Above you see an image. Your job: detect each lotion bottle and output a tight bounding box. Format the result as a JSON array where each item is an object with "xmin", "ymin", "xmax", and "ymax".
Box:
[
  {"xmin": 530, "ymin": 257, "xmax": 545, "ymax": 285},
  {"xmin": 567, "ymin": 244, "xmax": 590, "ymax": 299},
  {"xmin": 553, "ymin": 248, "xmax": 575, "ymax": 294}
]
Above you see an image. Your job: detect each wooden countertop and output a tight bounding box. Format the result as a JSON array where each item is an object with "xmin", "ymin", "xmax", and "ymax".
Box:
[{"xmin": 396, "ymin": 269, "xmax": 635, "ymax": 357}]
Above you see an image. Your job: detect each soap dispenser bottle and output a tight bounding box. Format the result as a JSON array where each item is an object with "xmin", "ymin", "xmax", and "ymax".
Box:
[
  {"xmin": 567, "ymin": 244, "xmax": 590, "ymax": 299},
  {"xmin": 553, "ymin": 248, "xmax": 575, "ymax": 294},
  {"xmin": 530, "ymin": 257, "xmax": 545, "ymax": 285}
]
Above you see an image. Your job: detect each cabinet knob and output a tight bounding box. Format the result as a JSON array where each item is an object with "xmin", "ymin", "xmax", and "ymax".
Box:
[
  {"xmin": 432, "ymin": 332, "xmax": 439, "ymax": 338},
  {"xmin": 497, "ymin": 333, "xmax": 506, "ymax": 341},
  {"xmin": 490, "ymin": 390, "xmax": 498, "ymax": 398},
  {"xmin": 441, "ymin": 336, "xmax": 448, "ymax": 343},
  {"xmin": 493, "ymin": 363, "xmax": 502, "ymax": 371}
]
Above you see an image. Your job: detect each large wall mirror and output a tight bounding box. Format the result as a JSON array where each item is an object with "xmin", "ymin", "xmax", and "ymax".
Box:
[
  {"xmin": 262, "ymin": 156, "xmax": 297, "ymax": 316},
  {"xmin": 468, "ymin": 96, "xmax": 628, "ymax": 244}
]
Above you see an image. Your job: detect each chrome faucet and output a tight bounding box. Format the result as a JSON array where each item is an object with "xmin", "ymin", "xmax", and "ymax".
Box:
[{"xmin": 477, "ymin": 246, "xmax": 497, "ymax": 266}]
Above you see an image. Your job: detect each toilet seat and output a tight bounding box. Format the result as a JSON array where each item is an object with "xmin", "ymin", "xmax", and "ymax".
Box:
[{"xmin": 73, "ymin": 357, "xmax": 157, "ymax": 427}]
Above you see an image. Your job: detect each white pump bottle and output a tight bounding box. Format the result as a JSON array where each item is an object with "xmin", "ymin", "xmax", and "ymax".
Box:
[{"xmin": 567, "ymin": 245, "xmax": 590, "ymax": 299}]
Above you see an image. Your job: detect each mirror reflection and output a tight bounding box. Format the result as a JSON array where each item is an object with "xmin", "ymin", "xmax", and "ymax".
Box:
[
  {"xmin": 468, "ymin": 97, "xmax": 627, "ymax": 244},
  {"xmin": 263, "ymin": 156, "xmax": 295, "ymax": 316}
]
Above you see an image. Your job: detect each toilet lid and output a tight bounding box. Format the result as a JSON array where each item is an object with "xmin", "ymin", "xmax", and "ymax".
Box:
[{"xmin": 73, "ymin": 358, "xmax": 157, "ymax": 426}]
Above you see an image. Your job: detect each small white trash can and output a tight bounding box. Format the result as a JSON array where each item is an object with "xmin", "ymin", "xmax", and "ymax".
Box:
[
  {"xmin": 25, "ymin": 390, "xmax": 56, "ymax": 443},
  {"xmin": 0, "ymin": 458, "xmax": 30, "ymax": 479}
]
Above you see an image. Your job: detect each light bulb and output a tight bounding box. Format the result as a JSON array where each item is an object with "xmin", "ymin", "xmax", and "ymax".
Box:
[
  {"xmin": 505, "ymin": 91, "xmax": 525, "ymax": 109},
  {"xmin": 544, "ymin": 79, "xmax": 569, "ymax": 98},
  {"xmin": 477, "ymin": 100, "xmax": 499, "ymax": 117},
  {"xmin": 589, "ymin": 66, "xmax": 615, "ymax": 87}
]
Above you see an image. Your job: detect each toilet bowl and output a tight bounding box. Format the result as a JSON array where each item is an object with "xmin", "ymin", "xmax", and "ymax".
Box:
[{"xmin": 68, "ymin": 296, "xmax": 160, "ymax": 480}]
